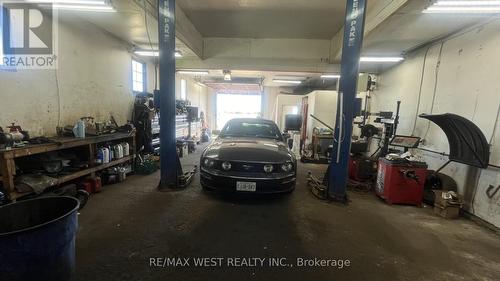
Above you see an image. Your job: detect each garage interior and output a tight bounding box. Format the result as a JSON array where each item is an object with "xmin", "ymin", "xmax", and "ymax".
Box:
[{"xmin": 1, "ymin": 0, "xmax": 500, "ymax": 280}]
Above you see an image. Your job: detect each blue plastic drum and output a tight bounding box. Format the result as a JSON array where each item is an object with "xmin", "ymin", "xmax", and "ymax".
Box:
[{"xmin": 0, "ymin": 196, "xmax": 79, "ymax": 281}]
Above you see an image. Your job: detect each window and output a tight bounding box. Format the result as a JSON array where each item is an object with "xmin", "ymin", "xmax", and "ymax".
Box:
[
  {"xmin": 132, "ymin": 59, "xmax": 145, "ymax": 92},
  {"xmin": 180, "ymin": 79, "xmax": 187, "ymax": 100}
]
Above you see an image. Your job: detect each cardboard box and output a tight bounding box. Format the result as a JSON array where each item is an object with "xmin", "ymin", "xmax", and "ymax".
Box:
[
  {"xmin": 434, "ymin": 204, "xmax": 460, "ymax": 219},
  {"xmin": 433, "ymin": 190, "xmax": 462, "ymax": 219},
  {"xmin": 434, "ymin": 190, "xmax": 459, "ymax": 206}
]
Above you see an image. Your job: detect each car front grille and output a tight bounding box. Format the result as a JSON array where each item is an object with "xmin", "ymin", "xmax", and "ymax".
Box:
[{"xmin": 215, "ymin": 161, "xmax": 281, "ymax": 173}]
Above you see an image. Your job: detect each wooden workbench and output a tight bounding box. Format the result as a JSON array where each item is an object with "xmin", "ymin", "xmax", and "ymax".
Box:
[{"xmin": 0, "ymin": 132, "xmax": 136, "ymax": 200}]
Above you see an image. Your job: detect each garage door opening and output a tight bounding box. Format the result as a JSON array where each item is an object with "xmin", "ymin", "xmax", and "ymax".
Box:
[{"xmin": 216, "ymin": 93, "xmax": 262, "ymax": 130}]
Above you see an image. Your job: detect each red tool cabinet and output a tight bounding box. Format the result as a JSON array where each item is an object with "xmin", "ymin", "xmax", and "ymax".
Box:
[{"xmin": 375, "ymin": 158, "xmax": 428, "ymax": 206}]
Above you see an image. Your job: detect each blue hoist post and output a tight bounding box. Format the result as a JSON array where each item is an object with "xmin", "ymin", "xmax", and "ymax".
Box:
[
  {"xmin": 327, "ymin": 0, "xmax": 368, "ymax": 201},
  {"xmin": 158, "ymin": 0, "xmax": 178, "ymax": 188}
]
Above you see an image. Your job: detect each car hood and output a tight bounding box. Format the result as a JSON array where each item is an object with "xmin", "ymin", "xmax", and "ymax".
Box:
[{"xmin": 203, "ymin": 137, "xmax": 293, "ymax": 162}]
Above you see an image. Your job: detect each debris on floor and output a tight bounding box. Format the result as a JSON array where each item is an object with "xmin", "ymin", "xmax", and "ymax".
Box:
[{"xmin": 433, "ymin": 190, "xmax": 463, "ymax": 219}]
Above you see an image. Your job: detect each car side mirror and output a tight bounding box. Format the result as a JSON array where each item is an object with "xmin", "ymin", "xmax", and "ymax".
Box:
[{"xmin": 283, "ymin": 133, "xmax": 291, "ymax": 140}]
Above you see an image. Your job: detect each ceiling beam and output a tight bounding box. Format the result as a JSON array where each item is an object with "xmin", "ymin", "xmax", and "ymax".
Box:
[
  {"xmin": 329, "ymin": 0, "xmax": 410, "ymax": 62},
  {"xmin": 175, "ymin": 3, "xmax": 203, "ymax": 58},
  {"xmin": 178, "ymin": 37, "xmax": 335, "ymax": 72},
  {"xmin": 176, "ymin": 57, "xmax": 340, "ymax": 73}
]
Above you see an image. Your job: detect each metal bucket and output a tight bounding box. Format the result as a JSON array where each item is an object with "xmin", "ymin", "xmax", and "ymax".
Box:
[{"xmin": 0, "ymin": 196, "xmax": 79, "ymax": 281}]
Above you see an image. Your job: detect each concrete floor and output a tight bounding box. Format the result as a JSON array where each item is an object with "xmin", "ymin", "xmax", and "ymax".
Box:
[{"xmin": 76, "ymin": 147, "xmax": 500, "ymax": 281}]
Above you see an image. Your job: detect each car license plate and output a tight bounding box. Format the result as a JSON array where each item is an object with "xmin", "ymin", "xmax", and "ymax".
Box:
[{"xmin": 236, "ymin": 181, "xmax": 257, "ymax": 192}]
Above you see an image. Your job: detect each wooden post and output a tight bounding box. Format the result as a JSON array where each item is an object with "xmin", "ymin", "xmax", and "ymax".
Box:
[{"xmin": 0, "ymin": 154, "xmax": 15, "ymax": 193}]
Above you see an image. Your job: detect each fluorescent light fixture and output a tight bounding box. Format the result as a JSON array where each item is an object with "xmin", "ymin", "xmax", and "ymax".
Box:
[
  {"xmin": 423, "ymin": 6, "xmax": 500, "ymax": 13},
  {"xmin": 274, "ymin": 75, "xmax": 307, "ymax": 81},
  {"xmin": 434, "ymin": 1, "xmax": 500, "ymax": 6},
  {"xmin": 134, "ymin": 50, "xmax": 182, "ymax": 57},
  {"xmin": 51, "ymin": 4, "xmax": 115, "ymax": 12},
  {"xmin": 33, "ymin": 0, "xmax": 116, "ymax": 12},
  {"xmin": 273, "ymin": 79, "xmax": 302, "ymax": 84},
  {"xmin": 26, "ymin": 0, "xmax": 107, "ymax": 4},
  {"xmin": 135, "ymin": 51, "xmax": 158, "ymax": 57},
  {"xmin": 423, "ymin": 1, "xmax": 500, "ymax": 13},
  {"xmin": 360, "ymin": 56, "xmax": 404, "ymax": 62},
  {"xmin": 206, "ymin": 82, "xmax": 261, "ymax": 86},
  {"xmin": 321, "ymin": 74, "xmax": 341, "ymax": 79},
  {"xmin": 177, "ymin": 70, "xmax": 209, "ymax": 75}
]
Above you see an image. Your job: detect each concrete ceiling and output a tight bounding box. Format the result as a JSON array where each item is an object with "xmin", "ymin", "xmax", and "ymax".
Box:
[
  {"xmin": 58, "ymin": 0, "xmax": 496, "ymax": 80},
  {"xmin": 180, "ymin": 10, "xmax": 340, "ymax": 39},
  {"xmin": 60, "ymin": 0, "xmax": 198, "ymax": 57},
  {"xmin": 362, "ymin": 1, "xmax": 488, "ymax": 57},
  {"xmin": 178, "ymin": 0, "xmax": 347, "ymax": 39},
  {"xmin": 177, "ymin": 0, "xmax": 396, "ymax": 39}
]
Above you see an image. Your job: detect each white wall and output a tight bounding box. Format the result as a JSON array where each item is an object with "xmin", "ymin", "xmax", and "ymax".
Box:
[
  {"xmin": 274, "ymin": 94, "xmax": 302, "ymax": 130},
  {"xmin": 205, "ymin": 88, "xmax": 217, "ymax": 131},
  {"xmin": 0, "ymin": 16, "xmax": 210, "ymax": 138},
  {"xmin": 0, "ymin": 18, "xmax": 153, "ymax": 136},
  {"xmin": 372, "ymin": 19, "xmax": 500, "ymax": 227},
  {"xmin": 175, "ymin": 74, "xmax": 209, "ymax": 116},
  {"xmin": 271, "ymin": 91, "xmax": 337, "ymax": 141},
  {"xmin": 305, "ymin": 91, "xmax": 337, "ymax": 140},
  {"xmin": 261, "ymin": 86, "xmax": 279, "ymax": 120}
]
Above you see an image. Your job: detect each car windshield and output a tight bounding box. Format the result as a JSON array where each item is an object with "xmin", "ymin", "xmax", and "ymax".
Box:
[{"xmin": 220, "ymin": 120, "xmax": 282, "ymax": 140}]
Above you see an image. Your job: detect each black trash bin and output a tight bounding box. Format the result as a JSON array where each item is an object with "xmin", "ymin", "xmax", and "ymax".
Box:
[{"xmin": 0, "ymin": 196, "xmax": 79, "ymax": 281}]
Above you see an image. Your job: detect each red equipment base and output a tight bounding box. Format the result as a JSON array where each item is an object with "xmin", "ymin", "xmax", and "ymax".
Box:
[
  {"xmin": 375, "ymin": 158, "xmax": 428, "ymax": 206},
  {"xmin": 349, "ymin": 156, "xmax": 375, "ymax": 181}
]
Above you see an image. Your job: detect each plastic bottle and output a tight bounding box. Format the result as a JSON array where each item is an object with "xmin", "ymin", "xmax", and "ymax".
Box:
[
  {"xmin": 122, "ymin": 142, "xmax": 130, "ymax": 156},
  {"xmin": 108, "ymin": 144, "xmax": 114, "ymax": 161},
  {"xmin": 114, "ymin": 144, "xmax": 123, "ymax": 159},
  {"xmin": 102, "ymin": 147, "xmax": 110, "ymax": 164},
  {"xmin": 96, "ymin": 148, "xmax": 104, "ymax": 164},
  {"xmin": 73, "ymin": 120, "xmax": 86, "ymax": 138}
]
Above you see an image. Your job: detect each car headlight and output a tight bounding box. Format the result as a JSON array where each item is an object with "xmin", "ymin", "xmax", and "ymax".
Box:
[
  {"xmin": 221, "ymin": 161, "xmax": 232, "ymax": 171},
  {"xmin": 263, "ymin": 164, "xmax": 274, "ymax": 173},
  {"xmin": 281, "ymin": 162, "xmax": 293, "ymax": 172},
  {"xmin": 203, "ymin": 158, "xmax": 215, "ymax": 168}
]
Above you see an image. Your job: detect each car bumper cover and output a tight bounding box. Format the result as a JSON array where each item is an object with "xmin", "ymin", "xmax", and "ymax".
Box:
[{"xmin": 200, "ymin": 170, "xmax": 296, "ymax": 193}]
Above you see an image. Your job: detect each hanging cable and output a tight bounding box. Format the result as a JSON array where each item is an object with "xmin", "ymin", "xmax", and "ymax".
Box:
[
  {"xmin": 54, "ymin": 69, "xmax": 61, "ymax": 127},
  {"xmin": 488, "ymin": 102, "xmax": 500, "ymax": 145},
  {"xmin": 411, "ymin": 45, "xmax": 432, "ymax": 136},
  {"xmin": 143, "ymin": 0, "xmax": 158, "ymax": 90},
  {"xmin": 422, "ymin": 41, "xmax": 445, "ymax": 141}
]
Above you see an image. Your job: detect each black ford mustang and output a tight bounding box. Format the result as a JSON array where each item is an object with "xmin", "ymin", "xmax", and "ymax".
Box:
[{"xmin": 200, "ymin": 118, "xmax": 296, "ymax": 194}]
